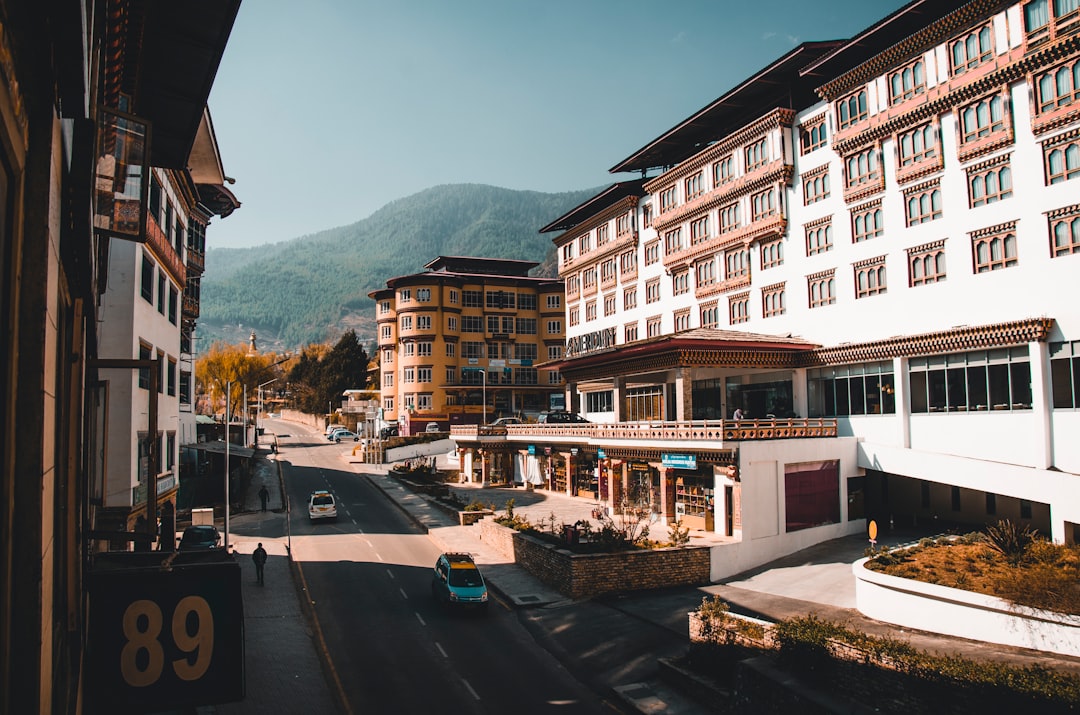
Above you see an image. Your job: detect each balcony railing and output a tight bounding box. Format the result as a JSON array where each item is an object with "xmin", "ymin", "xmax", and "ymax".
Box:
[
  {"xmin": 451, "ymin": 417, "xmax": 837, "ymax": 443},
  {"xmin": 145, "ymin": 213, "xmax": 186, "ymax": 286},
  {"xmin": 182, "ymin": 293, "xmax": 199, "ymax": 318}
]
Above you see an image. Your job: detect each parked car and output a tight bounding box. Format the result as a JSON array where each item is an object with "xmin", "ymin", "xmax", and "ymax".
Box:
[
  {"xmin": 177, "ymin": 525, "xmax": 221, "ymax": 552},
  {"xmin": 379, "ymin": 425, "xmax": 399, "ymax": 439},
  {"xmin": 430, "ymin": 552, "xmax": 489, "ymax": 612},
  {"xmin": 490, "ymin": 416, "xmax": 522, "ymax": 426},
  {"xmin": 328, "ymin": 429, "xmax": 360, "ymax": 442},
  {"xmin": 425, "ymin": 422, "xmax": 442, "ymax": 433},
  {"xmin": 537, "ymin": 411, "xmax": 589, "ymax": 424},
  {"xmin": 308, "ymin": 490, "xmax": 337, "ymax": 521},
  {"xmin": 324, "ymin": 424, "xmax": 347, "ymax": 436}
]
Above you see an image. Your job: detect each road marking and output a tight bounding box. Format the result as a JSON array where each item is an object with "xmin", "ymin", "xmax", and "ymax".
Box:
[
  {"xmin": 435, "ymin": 642, "xmax": 447, "ymax": 658},
  {"xmin": 386, "ymin": 569, "xmax": 395, "ymax": 579},
  {"xmin": 375, "ymin": 552, "xmax": 384, "ymax": 562},
  {"xmin": 399, "ymin": 587, "xmax": 408, "ymax": 600},
  {"xmin": 414, "ymin": 612, "xmax": 426, "ymax": 626},
  {"xmin": 364, "ymin": 539, "xmax": 373, "ymax": 549},
  {"xmin": 461, "ymin": 678, "xmax": 481, "ymax": 701}
]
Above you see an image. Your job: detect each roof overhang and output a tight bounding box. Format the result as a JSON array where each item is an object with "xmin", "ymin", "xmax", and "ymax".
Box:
[
  {"xmin": 608, "ymin": 41, "xmax": 846, "ymax": 175},
  {"xmin": 538, "ymin": 181, "xmax": 647, "ymax": 234},
  {"xmin": 123, "ymin": 0, "xmax": 242, "ymax": 170}
]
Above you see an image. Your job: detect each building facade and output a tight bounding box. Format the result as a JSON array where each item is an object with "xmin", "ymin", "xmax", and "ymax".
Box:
[
  {"xmin": 0, "ymin": 2, "xmax": 239, "ymax": 711},
  {"xmin": 453, "ymin": 0, "xmax": 1080, "ymax": 579},
  {"xmin": 371, "ymin": 256, "xmax": 565, "ymax": 434}
]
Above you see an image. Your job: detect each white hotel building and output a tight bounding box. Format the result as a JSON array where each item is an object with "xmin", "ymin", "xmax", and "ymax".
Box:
[{"xmin": 458, "ymin": 0, "xmax": 1080, "ymax": 573}]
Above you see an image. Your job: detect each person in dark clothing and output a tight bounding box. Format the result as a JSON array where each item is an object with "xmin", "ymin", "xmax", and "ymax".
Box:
[
  {"xmin": 252, "ymin": 543, "xmax": 268, "ymax": 585},
  {"xmin": 258, "ymin": 485, "xmax": 270, "ymax": 512}
]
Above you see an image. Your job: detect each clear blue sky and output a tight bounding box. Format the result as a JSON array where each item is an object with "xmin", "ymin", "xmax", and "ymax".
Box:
[{"xmin": 207, "ymin": 0, "xmax": 907, "ymax": 248}]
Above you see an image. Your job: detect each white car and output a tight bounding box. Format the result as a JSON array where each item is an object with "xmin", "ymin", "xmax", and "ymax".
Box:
[
  {"xmin": 425, "ymin": 422, "xmax": 442, "ymax": 433},
  {"xmin": 328, "ymin": 429, "xmax": 360, "ymax": 442},
  {"xmin": 308, "ymin": 490, "xmax": 337, "ymax": 521}
]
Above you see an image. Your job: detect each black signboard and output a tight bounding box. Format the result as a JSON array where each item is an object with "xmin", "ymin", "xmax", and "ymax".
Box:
[{"xmin": 87, "ymin": 556, "xmax": 244, "ymax": 712}]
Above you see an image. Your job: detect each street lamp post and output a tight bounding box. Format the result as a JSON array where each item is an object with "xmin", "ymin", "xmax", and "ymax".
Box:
[
  {"xmin": 480, "ymin": 369, "xmax": 487, "ymax": 425},
  {"xmin": 255, "ymin": 378, "xmax": 278, "ymax": 441}
]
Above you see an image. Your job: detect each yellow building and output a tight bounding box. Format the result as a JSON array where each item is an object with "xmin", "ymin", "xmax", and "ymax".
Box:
[{"xmin": 370, "ymin": 256, "xmax": 566, "ymax": 434}]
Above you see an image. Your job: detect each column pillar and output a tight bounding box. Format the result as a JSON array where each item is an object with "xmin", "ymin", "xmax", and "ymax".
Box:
[
  {"xmin": 612, "ymin": 375, "xmax": 625, "ymax": 422},
  {"xmin": 675, "ymin": 367, "xmax": 693, "ymax": 420}
]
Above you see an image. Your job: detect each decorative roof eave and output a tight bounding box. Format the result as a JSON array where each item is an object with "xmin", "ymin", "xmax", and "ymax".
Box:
[
  {"xmin": 540, "ymin": 181, "xmax": 648, "ymax": 235},
  {"xmin": 800, "ymin": 317, "xmax": 1055, "ymax": 366},
  {"xmin": 550, "ymin": 195, "xmax": 643, "ymax": 250},
  {"xmin": 610, "ymin": 41, "xmax": 846, "ymax": 175},
  {"xmin": 831, "ymin": 36, "xmax": 1080, "ymax": 155},
  {"xmin": 643, "ymin": 108, "xmax": 796, "ymax": 195},
  {"xmin": 379, "ymin": 271, "xmax": 563, "ymax": 291},
  {"xmin": 814, "ymin": 0, "xmax": 1012, "ymax": 101}
]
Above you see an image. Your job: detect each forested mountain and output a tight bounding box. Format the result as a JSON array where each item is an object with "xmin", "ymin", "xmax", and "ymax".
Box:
[{"xmin": 200, "ymin": 183, "xmax": 600, "ymax": 350}]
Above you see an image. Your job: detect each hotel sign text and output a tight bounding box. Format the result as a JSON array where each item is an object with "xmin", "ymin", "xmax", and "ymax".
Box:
[{"xmin": 565, "ymin": 327, "xmax": 616, "ymax": 358}]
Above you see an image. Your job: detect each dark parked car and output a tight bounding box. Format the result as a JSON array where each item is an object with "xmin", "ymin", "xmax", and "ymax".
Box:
[
  {"xmin": 177, "ymin": 525, "xmax": 221, "ymax": 552},
  {"xmin": 379, "ymin": 425, "xmax": 399, "ymax": 439},
  {"xmin": 537, "ymin": 411, "xmax": 589, "ymax": 424}
]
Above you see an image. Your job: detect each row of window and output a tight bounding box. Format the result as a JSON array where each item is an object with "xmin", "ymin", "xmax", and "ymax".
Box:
[
  {"xmin": 385, "ymin": 291, "xmax": 559, "ymax": 311},
  {"xmin": 590, "ymin": 218, "xmax": 1075, "ymax": 334},
  {"xmin": 137, "ymin": 343, "xmax": 179, "ymax": 398},
  {"xmin": 566, "ymin": 346, "xmax": 1078, "ymax": 421},
  {"xmin": 382, "ymin": 366, "xmax": 559, "ymax": 388},
  {"xmin": 140, "ymin": 252, "xmax": 180, "ymax": 326}
]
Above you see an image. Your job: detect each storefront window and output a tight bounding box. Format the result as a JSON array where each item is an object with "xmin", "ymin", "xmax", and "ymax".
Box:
[
  {"xmin": 725, "ymin": 378, "xmax": 794, "ymax": 419},
  {"xmin": 691, "ymin": 379, "xmax": 724, "ymax": 419}
]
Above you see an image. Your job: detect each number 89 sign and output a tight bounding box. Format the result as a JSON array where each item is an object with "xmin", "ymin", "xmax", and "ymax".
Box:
[{"xmin": 88, "ymin": 558, "xmax": 244, "ymax": 712}]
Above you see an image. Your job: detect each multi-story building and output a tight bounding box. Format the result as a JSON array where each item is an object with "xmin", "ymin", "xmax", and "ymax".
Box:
[
  {"xmin": 370, "ymin": 256, "xmax": 565, "ymax": 434},
  {"xmin": 97, "ymin": 117, "xmax": 239, "ymax": 542},
  {"xmin": 0, "ymin": 2, "xmax": 239, "ymax": 710},
  {"xmin": 453, "ymin": 0, "xmax": 1080, "ymax": 579}
]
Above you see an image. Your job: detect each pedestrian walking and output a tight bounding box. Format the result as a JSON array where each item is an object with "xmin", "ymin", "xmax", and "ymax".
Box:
[
  {"xmin": 252, "ymin": 542, "xmax": 268, "ymax": 586},
  {"xmin": 258, "ymin": 485, "xmax": 270, "ymax": 512}
]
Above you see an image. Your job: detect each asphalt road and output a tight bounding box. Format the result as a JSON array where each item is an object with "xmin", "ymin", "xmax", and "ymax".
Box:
[{"xmin": 278, "ymin": 425, "xmax": 614, "ymax": 714}]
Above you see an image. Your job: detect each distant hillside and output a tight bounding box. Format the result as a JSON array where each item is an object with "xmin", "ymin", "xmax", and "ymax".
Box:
[{"xmin": 199, "ymin": 184, "xmax": 599, "ymax": 350}]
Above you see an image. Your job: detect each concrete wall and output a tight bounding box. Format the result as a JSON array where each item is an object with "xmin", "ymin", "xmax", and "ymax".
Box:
[{"xmin": 854, "ymin": 558, "xmax": 1080, "ymax": 657}]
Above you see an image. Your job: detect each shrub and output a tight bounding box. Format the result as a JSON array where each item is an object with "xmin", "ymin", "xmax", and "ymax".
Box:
[
  {"xmin": 464, "ymin": 500, "xmax": 493, "ymax": 512},
  {"xmin": 984, "ymin": 519, "xmax": 1037, "ymax": 565}
]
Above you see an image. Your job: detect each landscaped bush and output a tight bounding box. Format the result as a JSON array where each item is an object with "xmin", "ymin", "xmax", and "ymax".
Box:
[
  {"xmin": 692, "ymin": 600, "xmax": 1080, "ymax": 710},
  {"xmin": 864, "ymin": 521, "xmax": 1080, "ymax": 615}
]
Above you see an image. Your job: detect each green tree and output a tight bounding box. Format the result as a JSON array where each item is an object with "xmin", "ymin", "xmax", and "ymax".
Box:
[{"xmin": 287, "ymin": 331, "xmax": 370, "ymax": 413}]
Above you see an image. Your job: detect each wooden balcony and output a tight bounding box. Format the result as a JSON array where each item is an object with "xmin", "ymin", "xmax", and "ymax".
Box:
[{"xmin": 145, "ymin": 212, "xmax": 186, "ymax": 286}]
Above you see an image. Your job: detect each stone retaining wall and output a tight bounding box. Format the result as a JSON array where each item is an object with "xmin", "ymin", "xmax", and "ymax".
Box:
[{"xmin": 479, "ymin": 518, "xmax": 710, "ymax": 599}]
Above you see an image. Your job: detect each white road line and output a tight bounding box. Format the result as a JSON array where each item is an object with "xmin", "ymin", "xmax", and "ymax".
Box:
[
  {"xmin": 399, "ymin": 587, "xmax": 408, "ymax": 600},
  {"xmin": 461, "ymin": 678, "xmax": 480, "ymax": 701},
  {"xmin": 376, "ymin": 552, "xmax": 384, "ymax": 562},
  {"xmin": 386, "ymin": 569, "xmax": 395, "ymax": 580},
  {"xmin": 414, "ymin": 612, "xmax": 426, "ymax": 626},
  {"xmin": 435, "ymin": 642, "xmax": 447, "ymax": 658},
  {"xmin": 364, "ymin": 539, "xmax": 373, "ymax": 548}
]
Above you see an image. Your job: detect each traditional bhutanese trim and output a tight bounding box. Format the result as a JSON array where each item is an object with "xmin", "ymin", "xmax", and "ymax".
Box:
[
  {"xmin": 969, "ymin": 219, "xmax": 1018, "ymax": 239},
  {"xmin": 807, "ymin": 267, "xmax": 836, "ymax": 281},
  {"xmin": 1046, "ymin": 202, "xmax": 1080, "ymax": 219},
  {"xmin": 907, "ymin": 238, "xmax": 947, "ymax": 254},
  {"xmin": 802, "ymin": 317, "xmax": 1054, "ymax": 366},
  {"xmin": 651, "ymin": 165, "xmax": 794, "ymax": 233},
  {"xmin": 1041, "ymin": 126, "xmax": 1080, "ymax": 148},
  {"xmin": 964, "ymin": 151, "xmax": 1012, "ymax": 172},
  {"xmin": 551, "ymin": 195, "xmax": 641, "ymax": 249},
  {"xmin": 643, "ymin": 108, "xmax": 796, "ymax": 194},
  {"xmin": 817, "ymin": 0, "xmax": 1011, "ymax": 100},
  {"xmin": 558, "ymin": 231, "xmax": 639, "ymax": 279},
  {"xmin": 804, "ymin": 214, "xmax": 833, "ymax": 230},
  {"xmin": 832, "ymin": 35, "xmax": 1080, "ymax": 155}
]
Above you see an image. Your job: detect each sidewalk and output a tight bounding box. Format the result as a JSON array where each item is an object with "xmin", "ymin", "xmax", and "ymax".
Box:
[{"xmin": 205, "ymin": 442, "xmax": 339, "ymax": 715}]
